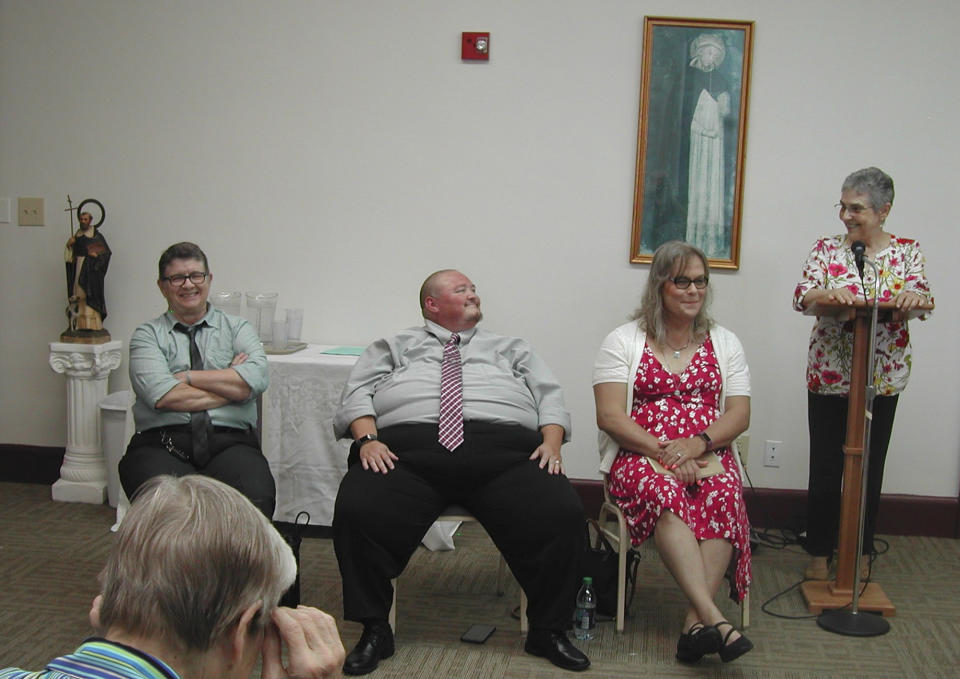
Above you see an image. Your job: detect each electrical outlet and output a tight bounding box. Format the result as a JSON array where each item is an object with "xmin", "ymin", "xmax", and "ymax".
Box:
[{"xmin": 764, "ymin": 440, "xmax": 782, "ymax": 468}]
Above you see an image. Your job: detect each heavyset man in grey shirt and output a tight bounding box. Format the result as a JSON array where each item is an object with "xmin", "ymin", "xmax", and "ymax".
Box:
[{"xmin": 332, "ymin": 269, "xmax": 589, "ymax": 675}]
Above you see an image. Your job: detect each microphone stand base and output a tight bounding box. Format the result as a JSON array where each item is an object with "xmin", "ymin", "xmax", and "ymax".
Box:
[
  {"xmin": 817, "ymin": 609, "xmax": 890, "ymax": 637},
  {"xmin": 801, "ymin": 580, "xmax": 896, "ymax": 617}
]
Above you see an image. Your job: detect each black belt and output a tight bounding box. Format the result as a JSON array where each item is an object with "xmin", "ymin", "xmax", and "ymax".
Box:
[{"xmin": 140, "ymin": 424, "xmax": 250, "ymax": 435}]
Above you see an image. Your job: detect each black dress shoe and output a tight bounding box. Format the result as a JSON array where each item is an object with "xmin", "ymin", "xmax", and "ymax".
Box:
[
  {"xmin": 343, "ymin": 622, "xmax": 395, "ymax": 676},
  {"xmin": 676, "ymin": 623, "xmax": 722, "ymax": 663},
  {"xmin": 524, "ymin": 629, "xmax": 590, "ymax": 672},
  {"xmin": 714, "ymin": 621, "xmax": 754, "ymax": 663}
]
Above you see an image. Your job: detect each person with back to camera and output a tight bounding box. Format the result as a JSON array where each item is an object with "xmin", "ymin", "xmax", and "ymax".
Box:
[
  {"xmin": 592, "ymin": 240, "xmax": 753, "ymax": 664},
  {"xmin": 332, "ymin": 269, "xmax": 589, "ymax": 675},
  {"xmin": 0, "ymin": 474, "xmax": 344, "ymax": 679},
  {"xmin": 793, "ymin": 167, "xmax": 933, "ymax": 581},
  {"xmin": 119, "ymin": 241, "xmax": 276, "ymax": 519}
]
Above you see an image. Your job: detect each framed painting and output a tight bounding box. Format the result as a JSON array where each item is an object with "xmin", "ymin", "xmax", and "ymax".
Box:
[{"xmin": 630, "ymin": 17, "xmax": 754, "ymax": 269}]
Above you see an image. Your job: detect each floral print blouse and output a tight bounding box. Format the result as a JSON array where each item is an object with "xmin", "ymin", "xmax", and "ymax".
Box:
[{"xmin": 793, "ymin": 234, "xmax": 932, "ymax": 396}]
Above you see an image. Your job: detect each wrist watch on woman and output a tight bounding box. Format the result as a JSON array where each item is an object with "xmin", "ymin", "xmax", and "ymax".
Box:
[{"xmin": 697, "ymin": 432, "xmax": 712, "ymax": 451}]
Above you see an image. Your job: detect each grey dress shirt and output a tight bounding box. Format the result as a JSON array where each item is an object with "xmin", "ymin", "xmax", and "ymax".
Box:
[
  {"xmin": 333, "ymin": 319, "xmax": 571, "ymax": 441},
  {"xmin": 129, "ymin": 306, "xmax": 268, "ymax": 431}
]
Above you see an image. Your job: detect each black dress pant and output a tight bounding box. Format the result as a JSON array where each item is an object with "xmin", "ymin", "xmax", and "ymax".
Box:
[
  {"xmin": 119, "ymin": 425, "xmax": 276, "ymax": 518},
  {"xmin": 805, "ymin": 392, "xmax": 899, "ymax": 557},
  {"xmin": 333, "ymin": 422, "xmax": 585, "ymax": 631}
]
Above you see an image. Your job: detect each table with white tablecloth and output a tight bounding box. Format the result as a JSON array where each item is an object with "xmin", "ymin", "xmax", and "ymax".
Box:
[
  {"xmin": 112, "ymin": 345, "xmax": 358, "ymax": 531},
  {"xmin": 262, "ymin": 345, "xmax": 359, "ymax": 526}
]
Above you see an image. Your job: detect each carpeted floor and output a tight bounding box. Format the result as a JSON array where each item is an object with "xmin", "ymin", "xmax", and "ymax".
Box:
[{"xmin": 1, "ymin": 481, "xmax": 959, "ymax": 678}]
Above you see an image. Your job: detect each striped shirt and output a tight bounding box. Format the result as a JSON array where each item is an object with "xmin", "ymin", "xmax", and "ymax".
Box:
[{"xmin": 0, "ymin": 639, "xmax": 180, "ymax": 679}]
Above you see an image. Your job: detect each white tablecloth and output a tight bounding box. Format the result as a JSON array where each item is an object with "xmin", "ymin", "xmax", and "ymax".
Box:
[{"xmin": 263, "ymin": 345, "xmax": 359, "ymax": 526}]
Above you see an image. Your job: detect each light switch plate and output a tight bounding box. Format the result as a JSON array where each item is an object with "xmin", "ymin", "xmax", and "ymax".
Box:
[{"xmin": 18, "ymin": 197, "xmax": 44, "ymax": 226}]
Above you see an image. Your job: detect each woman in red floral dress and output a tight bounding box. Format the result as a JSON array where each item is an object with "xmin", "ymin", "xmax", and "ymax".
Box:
[
  {"xmin": 593, "ymin": 241, "xmax": 753, "ymax": 664},
  {"xmin": 793, "ymin": 167, "xmax": 933, "ymax": 581}
]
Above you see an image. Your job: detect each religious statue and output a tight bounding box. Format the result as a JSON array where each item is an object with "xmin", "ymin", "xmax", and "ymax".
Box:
[{"xmin": 61, "ymin": 197, "xmax": 111, "ymax": 343}]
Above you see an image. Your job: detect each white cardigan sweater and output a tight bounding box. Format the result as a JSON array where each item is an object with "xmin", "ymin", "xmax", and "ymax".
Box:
[{"xmin": 592, "ymin": 320, "xmax": 751, "ymax": 474}]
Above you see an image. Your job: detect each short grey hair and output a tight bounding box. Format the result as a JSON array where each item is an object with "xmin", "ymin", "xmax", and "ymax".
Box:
[
  {"xmin": 633, "ymin": 240, "xmax": 713, "ymax": 344},
  {"xmin": 97, "ymin": 475, "xmax": 296, "ymax": 653},
  {"xmin": 842, "ymin": 167, "xmax": 894, "ymax": 211}
]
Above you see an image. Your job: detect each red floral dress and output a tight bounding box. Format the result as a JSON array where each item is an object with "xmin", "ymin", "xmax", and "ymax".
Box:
[{"xmin": 607, "ymin": 335, "xmax": 751, "ymax": 601}]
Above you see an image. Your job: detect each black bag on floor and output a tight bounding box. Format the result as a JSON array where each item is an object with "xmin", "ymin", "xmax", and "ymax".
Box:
[
  {"xmin": 277, "ymin": 511, "xmax": 310, "ymax": 608},
  {"xmin": 580, "ymin": 518, "xmax": 641, "ymax": 618}
]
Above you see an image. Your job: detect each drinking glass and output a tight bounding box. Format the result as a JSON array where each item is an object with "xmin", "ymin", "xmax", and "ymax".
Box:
[
  {"xmin": 286, "ymin": 308, "xmax": 304, "ymax": 342},
  {"xmin": 245, "ymin": 292, "xmax": 279, "ymax": 343},
  {"xmin": 272, "ymin": 317, "xmax": 289, "ymax": 350},
  {"xmin": 210, "ymin": 291, "xmax": 242, "ymax": 317}
]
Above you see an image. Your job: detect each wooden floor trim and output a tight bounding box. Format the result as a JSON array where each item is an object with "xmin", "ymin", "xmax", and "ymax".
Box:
[
  {"xmin": 0, "ymin": 444, "xmax": 64, "ymax": 485},
  {"xmin": 572, "ymin": 479, "xmax": 959, "ymax": 539},
  {"xmin": 3, "ymin": 447, "xmax": 956, "ymax": 539}
]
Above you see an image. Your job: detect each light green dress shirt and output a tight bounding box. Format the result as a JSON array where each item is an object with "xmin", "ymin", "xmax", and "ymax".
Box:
[{"xmin": 128, "ymin": 306, "xmax": 267, "ymax": 431}]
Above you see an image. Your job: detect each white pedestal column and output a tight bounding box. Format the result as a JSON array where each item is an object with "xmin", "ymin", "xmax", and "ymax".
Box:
[{"xmin": 48, "ymin": 340, "xmax": 123, "ymax": 503}]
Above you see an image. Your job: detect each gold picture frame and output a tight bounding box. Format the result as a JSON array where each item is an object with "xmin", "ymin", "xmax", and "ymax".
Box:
[{"xmin": 630, "ymin": 17, "xmax": 754, "ymax": 270}]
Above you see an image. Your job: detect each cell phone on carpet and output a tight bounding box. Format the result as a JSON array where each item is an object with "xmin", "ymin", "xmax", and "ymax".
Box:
[{"xmin": 461, "ymin": 623, "xmax": 496, "ymax": 644}]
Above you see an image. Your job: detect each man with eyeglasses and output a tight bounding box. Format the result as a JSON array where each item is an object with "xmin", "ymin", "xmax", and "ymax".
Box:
[{"xmin": 119, "ymin": 241, "xmax": 276, "ymax": 519}]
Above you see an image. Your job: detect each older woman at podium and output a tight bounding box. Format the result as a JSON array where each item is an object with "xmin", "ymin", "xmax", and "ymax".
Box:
[
  {"xmin": 793, "ymin": 167, "xmax": 933, "ymax": 581},
  {"xmin": 594, "ymin": 241, "xmax": 753, "ymax": 664}
]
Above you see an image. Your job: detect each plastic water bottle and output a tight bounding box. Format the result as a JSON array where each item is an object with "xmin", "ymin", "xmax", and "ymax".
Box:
[{"xmin": 574, "ymin": 576, "xmax": 596, "ymax": 641}]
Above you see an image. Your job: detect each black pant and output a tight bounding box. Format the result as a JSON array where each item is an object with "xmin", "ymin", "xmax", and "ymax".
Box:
[
  {"xmin": 805, "ymin": 392, "xmax": 899, "ymax": 557},
  {"xmin": 332, "ymin": 422, "xmax": 585, "ymax": 631},
  {"xmin": 119, "ymin": 425, "xmax": 276, "ymax": 518}
]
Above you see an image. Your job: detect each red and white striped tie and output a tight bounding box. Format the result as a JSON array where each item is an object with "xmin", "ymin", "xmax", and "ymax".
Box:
[{"xmin": 438, "ymin": 333, "xmax": 464, "ymax": 451}]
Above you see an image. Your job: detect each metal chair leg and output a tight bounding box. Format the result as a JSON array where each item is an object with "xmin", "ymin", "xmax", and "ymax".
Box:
[{"xmin": 387, "ymin": 508, "xmax": 527, "ymax": 633}]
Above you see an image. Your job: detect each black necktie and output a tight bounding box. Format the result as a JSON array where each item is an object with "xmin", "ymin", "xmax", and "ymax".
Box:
[{"xmin": 174, "ymin": 322, "xmax": 212, "ymax": 467}]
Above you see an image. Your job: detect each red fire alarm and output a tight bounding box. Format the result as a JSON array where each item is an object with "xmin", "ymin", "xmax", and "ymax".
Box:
[{"xmin": 462, "ymin": 32, "xmax": 490, "ymax": 61}]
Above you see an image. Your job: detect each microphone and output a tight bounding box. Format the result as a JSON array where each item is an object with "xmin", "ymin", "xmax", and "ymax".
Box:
[{"xmin": 851, "ymin": 240, "xmax": 866, "ymax": 278}]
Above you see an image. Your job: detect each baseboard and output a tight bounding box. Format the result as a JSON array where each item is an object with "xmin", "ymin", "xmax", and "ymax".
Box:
[
  {"xmin": 4, "ymin": 450, "xmax": 955, "ymax": 539},
  {"xmin": 573, "ymin": 479, "xmax": 605, "ymax": 522},
  {"xmin": 571, "ymin": 479, "xmax": 960, "ymax": 539},
  {"xmin": 0, "ymin": 444, "xmax": 65, "ymax": 485}
]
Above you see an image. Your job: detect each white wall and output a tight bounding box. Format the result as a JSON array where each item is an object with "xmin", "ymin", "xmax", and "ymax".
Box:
[{"xmin": 2, "ymin": 0, "xmax": 957, "ymax": 496}]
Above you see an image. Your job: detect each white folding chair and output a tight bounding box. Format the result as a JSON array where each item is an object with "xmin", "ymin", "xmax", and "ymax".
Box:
[
  {"xmin": 389, "ymin": 505, "xmax": 528, "ymax": 633},
  {"xmin": 597, "ymin": 434, "xmax": 751, "ymax": 633}
]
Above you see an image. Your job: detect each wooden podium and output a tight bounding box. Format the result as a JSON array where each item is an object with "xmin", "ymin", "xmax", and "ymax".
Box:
[{"xmin": 799, "ymin": 298, "xmax": 933, "ymax": 617}]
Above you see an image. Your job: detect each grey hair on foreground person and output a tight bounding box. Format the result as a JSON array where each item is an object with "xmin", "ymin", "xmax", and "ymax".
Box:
[
  {"xmin": 97, "ymin": 474, "xmax": 297, "ymax": 653},
  {"xmin": 633, "ymin": 240, "xmax": 714, "ymax": 344},
  {"xmin": 841, "ymin": 167, "xmax": 895, "ymax": 211},
  {"xmin": 1, "ymin": 474, "xmax": 344, "ymax": 679}
]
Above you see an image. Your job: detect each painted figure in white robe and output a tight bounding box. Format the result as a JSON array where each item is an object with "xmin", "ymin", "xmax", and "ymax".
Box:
[{"xmin": 685, "ymin": 33, "xmax": 730, "ymax": 259}]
